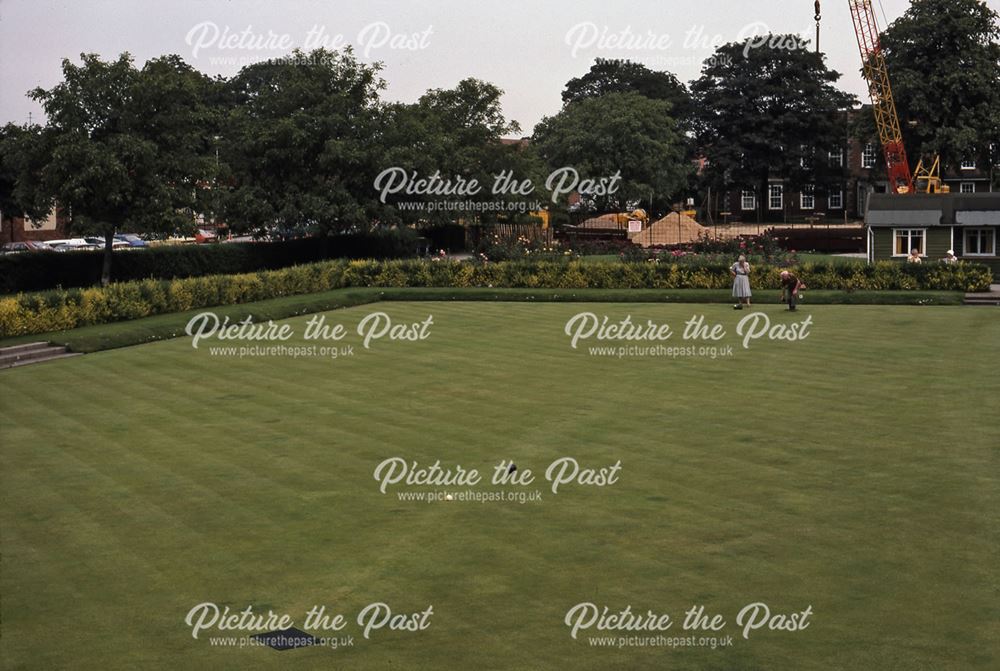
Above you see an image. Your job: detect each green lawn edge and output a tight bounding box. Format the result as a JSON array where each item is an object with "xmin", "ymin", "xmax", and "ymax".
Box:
[{"xmin": 0, "ymin": 287, "xmax": 965, "ymax": 354}]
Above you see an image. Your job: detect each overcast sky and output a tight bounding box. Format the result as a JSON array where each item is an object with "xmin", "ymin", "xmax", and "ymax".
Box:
[{"xmin": 1, "ymin": 0, "xmax": 982, "ymax": 133}]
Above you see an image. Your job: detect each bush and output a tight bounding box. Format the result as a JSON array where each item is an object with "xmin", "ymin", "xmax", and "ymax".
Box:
[
  {"xmin": 474, "ymin": 234, "xmax": 570, "ymax": 262},
  {"xmin": 0, "ymin": 258, "xmax": 990, "ymax": 338},
  {"xmin": 420, "ymin": 224, "xmax": 468, "ymax": 253},
  {"xmin": 0, "ymin": 229, "xmax": 422, "ymax": 294}
]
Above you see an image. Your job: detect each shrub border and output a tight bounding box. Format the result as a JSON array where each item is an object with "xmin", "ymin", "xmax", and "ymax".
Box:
[
  {"xmin": 1, "ymin": 258, "xmax": 988, "ymax": 340},
  {"xmin": 0, "ymin": 287, "xmax": 967, "ymax": 356}
]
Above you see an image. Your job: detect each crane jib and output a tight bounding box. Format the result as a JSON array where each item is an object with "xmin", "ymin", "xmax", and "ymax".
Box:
[{"xmin": 847, "ymin": 0, "xmax": 915, "ymax": 194}]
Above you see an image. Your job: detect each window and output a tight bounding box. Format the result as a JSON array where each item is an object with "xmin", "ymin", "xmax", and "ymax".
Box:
[
  {"xmin": 960, "ymin": 158, "xmax": 976, "ymax": 170},
  {"xmin": 894, "ymin": 229, "xmax": 926, "ymax": 257},
  {"xmin": 741, "ymin": 190, "xmax": 756, "ymax": 211},
  {"xmin": 769, "ymin": 185, "xmax": 783, "ymax": 211},
  {"xmin": 800, "ymin": 185, "xmax": 815, "ymax": 210},
  {"xmin": 960, "ymin": 182, "xmax": 975, "ymax": 194},
  {"xmin": 829, "ymin": 148, "xmax": 844, "ymax": 167},
  {"xmin": 964, "ymin": 228, "xmax": 996, "ymax": 256},
  {"xmin": 863, "ymin": 144, "xmax": 878, "ymax": 169},
  {"xmin": 829, "ymin": 189, "xmax": 843, "ymax": 209},
  {"xmin": 800, "ymin": 145, "xmax": 810, "ymax": 168}
]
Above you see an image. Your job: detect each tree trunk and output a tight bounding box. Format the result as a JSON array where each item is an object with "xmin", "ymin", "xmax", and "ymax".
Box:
[{"xmin": 101, "ymin": 229, "xmax": 115, "ymax": 287}]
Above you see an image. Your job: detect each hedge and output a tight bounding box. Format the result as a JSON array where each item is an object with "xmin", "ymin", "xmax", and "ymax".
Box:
[
  {"xmin": 0, "ymin": 229, "xmax": 422, "ymax": 294},
  {"xmin": 0, "ymin": 259, "xmax": 991, "ymax": 338}
]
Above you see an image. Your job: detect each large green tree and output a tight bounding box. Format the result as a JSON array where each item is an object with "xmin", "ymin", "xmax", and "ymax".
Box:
[
  {"xmin": 532, "ymin": 92, "xmax": 690, "ymax": 212},
  {"xmin": 561, "ymin": 58, "xmax": 692, "ymax": 121},
  {"xmin": 691, "ymin": 37, "xmax": 856, "ymax": 222},
  {"xmin": 878, "ymin": 0, "xmax": 1000, "ymax": 173},
  {"xmin": 218, "ymin": 48, "xmax": 386, "ymax": 236},
  {"xmin": 27, "ymin": 53, "xmax": 217, "ymax": 284},
  {"xmin": 0, "ymin": 123, "xmax": 47, "ymax": 244},
  {"xmin": 373, "ymin": 78, "xmax": 537, "ymax": 225}
]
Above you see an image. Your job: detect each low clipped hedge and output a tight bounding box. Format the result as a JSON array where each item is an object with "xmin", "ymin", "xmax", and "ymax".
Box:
[
  {"xmin": 0, "ymin": 259, "xmax": 990, "ymax": 338},
  {"xmin": 0, "ymin": 229, "xmax": 422, "ymax": 294}
]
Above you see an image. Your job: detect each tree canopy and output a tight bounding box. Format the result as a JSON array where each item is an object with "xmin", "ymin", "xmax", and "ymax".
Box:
[
  {"xmin": 217, "ymin": 48, "xmax": 385, "ymax": 237},
  {"xmin": 878, "ymin": 0, "xmax": 1000, "ymax": 171},
  {"xmin": 691, "ymin": 37, "xmax": 856, "ymax": 220},
  {"xmin": 374, "ymin": 78, "xmax": 537, "ymax": 225},
  {"xmin": 25, "ymin": 53, "xmax": 217, "ymax": 283},
  {"xmin": 0, "ymin": 123, "xmax": 47, "ymax": 235},
  {"xmin": 561, "ymin": 58, "xmax": 692, "ymax": 121},
  {"xmin": 533, "ymin": 92, "xmax": 690, "ymax": 212}
]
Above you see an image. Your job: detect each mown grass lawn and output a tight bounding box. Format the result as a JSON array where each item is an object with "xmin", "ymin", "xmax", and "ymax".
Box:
[{"xmin": 1, "ymin": 302, "xmax": 998, "ymax": 670}]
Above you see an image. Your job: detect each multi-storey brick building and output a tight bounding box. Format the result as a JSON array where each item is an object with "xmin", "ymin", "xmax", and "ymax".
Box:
[{"xmin": 711, "ymin": 120, "xmax": 996, "ymax": 224}]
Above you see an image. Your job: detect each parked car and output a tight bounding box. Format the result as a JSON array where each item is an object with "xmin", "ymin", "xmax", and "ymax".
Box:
[
  {"xmin": 84, "ymin": 236, "xmax": 129, "ymax": 249},
  {"xmin": 195, "ymin": 228, "xmax": 219, "ymax": 244},
  {"xmin": 48, "ymin": 238, "xmax": 102, "ymax": 252},
  {"xmin": 114, "ymin": 233, "xmax": 148, "ymax": 248},
  {"xmin": 1, "ymin": 241, "xmax": 54, "ymax": 254}
]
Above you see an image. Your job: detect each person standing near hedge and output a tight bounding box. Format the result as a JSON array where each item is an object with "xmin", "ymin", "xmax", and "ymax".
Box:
[
  {"xmin": 780, "ymin": 270, "xmax": 804, "ymax": 312},
  {"xmin": 731, "ymin": 255, "xmax": 752, "ymax": 310}
]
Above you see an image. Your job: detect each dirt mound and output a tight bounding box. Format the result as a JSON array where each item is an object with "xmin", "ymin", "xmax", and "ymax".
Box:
[{"xmin": 629, "ymin": 212, "xmax": 708, "ymax": 247}]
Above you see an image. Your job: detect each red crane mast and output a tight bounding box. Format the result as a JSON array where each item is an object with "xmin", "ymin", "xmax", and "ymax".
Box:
[{"xmin": 848, "ymin": 0, "xmax": 915, "ymax": 194}]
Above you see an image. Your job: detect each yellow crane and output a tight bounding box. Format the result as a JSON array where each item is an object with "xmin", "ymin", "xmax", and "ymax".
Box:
[{"xmin": 840, "ymin": 0, "xmax": 948, "ymax": 194}]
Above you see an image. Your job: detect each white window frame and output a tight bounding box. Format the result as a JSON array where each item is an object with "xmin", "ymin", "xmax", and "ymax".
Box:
[
  {"xmin": 829, "ymin": 189, "xmax": 843, "ymax": 210},
  {"xmin": 769, "ymin": 184, "xmax": 783, "ymax": 211},
  {"xmin": 964, "ymin": 228, "xmax": 996, "ymax": 257},
  {"xmin": 741, "ymin": 190, "xmax": 756, "ymax": 211},
  {"xmin": 960, "ymin": 158, "xmax": 976, "ymax": 170},
  {"xmin": 862, "ymin": 144, "xmax": 878, "ymax": 169},
  {"xmin": 800, "ymin": 186, "xmax": 815, "ymax": 210},
  {"xmin": 893, "ymin": 228, "xmax": 927, "ymax": 257},
  {"xmin": 829, "ymin": 148, "xmax": 844, "ymax": 168},
  {"xmin": 960, "ymin": 182, "xmax": 975, "ymax": 194}
]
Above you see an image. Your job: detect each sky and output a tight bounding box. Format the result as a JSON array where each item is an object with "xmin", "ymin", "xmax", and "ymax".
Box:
[{"xmin": 1, "ymin": 0, "xmax": 988, "ymax": 133}]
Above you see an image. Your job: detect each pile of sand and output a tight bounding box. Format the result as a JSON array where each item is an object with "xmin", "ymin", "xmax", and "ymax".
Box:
[
  {"xmin": 629, "ymin": 212, "xmax": 707, "ymax": 247},
  {"xmin": 574, "ymin": 214, "xmax": 627, "ymax": 229}
]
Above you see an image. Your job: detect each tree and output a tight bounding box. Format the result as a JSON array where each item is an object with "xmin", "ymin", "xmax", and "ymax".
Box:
[
  {"xmin": 218, "ymin": 48, "xmax": 386, "ymax": 237},
  {"xmin": 27, "ymin": 53, "xmax": 216, "ymax": 285},
  {"xmin": 532, "ymin": 92, "xmax": 690, "ymax": 212},
  {"xmin": 0, "ymin": 123, "xmax": 48, "ymax": 244},
  {"xmin": 561, "ymin": 58, "xmax": 692, "ymax": 121},
  {"xmin": 372, "ymin": 78, "xmax": 534, "ymax": 225},
  {"xmin": 691, "ymin": 37, "xmax": 856, "ymax": 222},
  {"xmin": 877, "ymin": 0, "xmax": 1000, "ymax": 171}
]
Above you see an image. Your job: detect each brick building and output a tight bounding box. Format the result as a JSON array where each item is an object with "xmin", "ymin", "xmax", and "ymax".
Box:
[
  {"xmin": 712, "ymin": 136, "xmax": 996, "ymax": 225},
  {"xmin": 1, "ymin": 209, "xmax": 70, "ymax": 244}
]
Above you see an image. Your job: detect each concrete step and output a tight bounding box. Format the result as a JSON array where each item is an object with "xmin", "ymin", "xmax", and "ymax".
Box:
[
  {"xmin": 0, "ymin": 341, "xmax": 52, "ymax": 356},
  {"xmin": 2, "ymin": 351, "xmax": 82, "ymax": 368},
  {"xmin": 963, "ymin": 295, "xmax": 1000, "ymax": 306},
  {"xmin": 0, "ymin": 343, "xmax": 78, "ymax": 369}
]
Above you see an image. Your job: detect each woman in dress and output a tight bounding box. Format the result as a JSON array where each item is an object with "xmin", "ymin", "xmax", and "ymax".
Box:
[{"xmin": 731, "ymin": 254, "xmax": 752, "ymax": 310}]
